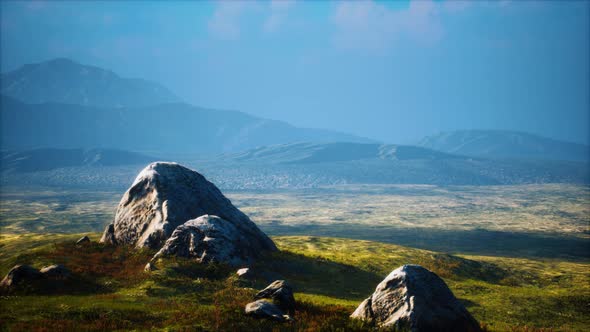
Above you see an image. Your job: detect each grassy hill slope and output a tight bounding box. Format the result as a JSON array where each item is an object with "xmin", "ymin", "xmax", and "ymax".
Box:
[{"xmin": 1, "ymin": 234, "xmax": 588, "ymax": 331}]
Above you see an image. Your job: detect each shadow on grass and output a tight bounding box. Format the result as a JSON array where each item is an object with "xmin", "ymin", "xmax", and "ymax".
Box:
[
  {"xmin": 251, "ymin": 251, "xmax": 382, "ymax": 301},
  {"xmin": 263, "ymin": 224, "xmax": 590, "ymax": 261}
]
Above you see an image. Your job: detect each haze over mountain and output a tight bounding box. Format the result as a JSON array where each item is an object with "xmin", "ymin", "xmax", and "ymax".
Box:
[
  {"xmin": 0, "ymin": 58, "xmax": 180, "ymax": 108},
  {"xmin": 225, "ymin": 142, "xmax": 461, "ymax": 165},
  {"xmin": 0, "ymin": 96, "xmax": 373, "ymax": 154},
  {"xmin": 211, "ymin": 142, "xmax": 589, "ymax": 187},
  {"xmin": 3, "ymin": 142, "xmax": 587, "ymax": 190},
  {"xmin": 1, "ymin": 148, "xmax": 154, "ymax": 173},
  {"xmin": 418, "ymin": 130, "xmax": 590, "ymax": 162}
]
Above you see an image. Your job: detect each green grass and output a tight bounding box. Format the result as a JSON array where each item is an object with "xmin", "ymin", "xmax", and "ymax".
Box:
[
  {"xmin": 1, "ymin": 184, "xmax": 588, "ymax": 330},
  {"xmin": 273, "ymin": 236, "xmax": 590, "ymax": 331},
  {"xmin": 1, "ymin": 234, "xmax": 588, "ymax": 331}
]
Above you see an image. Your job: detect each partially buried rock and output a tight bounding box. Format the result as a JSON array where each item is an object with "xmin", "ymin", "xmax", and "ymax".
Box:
[
  {"xmin": 150, "ymin": 214, "xmax": 272, "ymax": 266},
  {"xmin": 351, "ymin": 265, "xmax": 482, "ymax": 332},
  {"xmin": 40, "ymin": 264, "xmax": 70, "ymax": 279},
  {"xmin": 245, "ymin": 300, "xmax": 292, "ymax": 322},
  {"xmin": 0, "ymin": 264, "xmax": 71, "ymax": 291},
  {"xmin": 254, "ymin": 280, "xmax": 296, "ymax": 314},
  {"xmin": 76, "ymin": 235, "xmax": 90, "ymax": 244},
  {"xmin": 0, "ymin": 265, "xmax": 42, "ymax": 287},
  {"xmin": 100, "ymin": 162, "xmax": 277, "ymax": 254}
]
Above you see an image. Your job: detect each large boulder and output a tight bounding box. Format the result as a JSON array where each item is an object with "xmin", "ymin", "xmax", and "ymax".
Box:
[
  {"xmin": 100, "ymin": 162, "xmax": 276, "ymax": 252},
  {"xmin": 351, "ymin": 265, "xmax": 482, "ymax": 332},
  {"xmin": 150, "ymin": 214, "xmax": 273, "ymax": 266}
]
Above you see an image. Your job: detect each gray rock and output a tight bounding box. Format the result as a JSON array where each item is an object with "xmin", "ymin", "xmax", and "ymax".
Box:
[
  {"xmin": 144, "ymin": 262, "xmax": 157, "ymax": 272},
  {"xmin": 100, "ymin": 162, "xmax": 276, "ymax": 252},
  {"xmin": 236, "ymin": 268, "xmax": 251, "ymax": 278},
  {"xmin": 150, "ymin": 214, "xmax": 272, "ymax": 266},
  {"xmin": 0, "ymin": 265, "xmax": 42, "ymax": 287},
  {"xmin": 76, "ymin": 235, "xmax": 90, "ymax": 244},
  {"xmin": 245, "ymin": 299, "xmax": 292, "ymax": 322},
  {"xmin": 351, "ymin": 265, "xmax": 482, "ymax": 332},
  {"xmin": 254, "ymin": 280, "xmax": 296, "ymax": 314},
  {"xmin": 39, "ymin": 264, "xmax": 70, "ymax": 279},
  {"xmin": 100, "ymin": 223, "xmax": 117, "ymax": 245}
]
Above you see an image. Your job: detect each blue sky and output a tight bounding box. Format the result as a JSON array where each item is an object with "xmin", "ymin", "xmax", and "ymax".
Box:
[{"xmin": 1, "ymin": 0, "xmax": 588, "ymax": 144}]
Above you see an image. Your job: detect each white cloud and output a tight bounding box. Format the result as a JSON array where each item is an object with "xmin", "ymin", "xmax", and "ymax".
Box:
[
  {"xmin": 208, "ymin": 2, "xmax": 250, "ymax": 40},
  {"xmin": 263, "ymin": 0, "xmax": 296, "ymax": 33},
  {"xmin": 332, "ymin": 0, "xmax": 467, "ymax": 51}
]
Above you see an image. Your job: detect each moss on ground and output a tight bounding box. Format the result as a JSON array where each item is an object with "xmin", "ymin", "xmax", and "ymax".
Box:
[{"xmin": 0, "ymin": 234, "xmax": 588, "ymax": 331}]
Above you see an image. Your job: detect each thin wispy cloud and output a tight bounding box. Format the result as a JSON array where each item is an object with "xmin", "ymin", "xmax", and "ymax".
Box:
[
  {"xmin": 331, "ymin": 0, "xmax": 476, "ymax": 51},
  {"xmin": 208, "ymin": 2, "xmax": 250, "ymax": 40},
  {"xmin": 263, "ymin": 0, "xmax": 296, "ymax": 33}
]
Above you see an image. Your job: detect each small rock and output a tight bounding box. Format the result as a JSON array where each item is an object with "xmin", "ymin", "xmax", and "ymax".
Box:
[
  {"xmin": 351, "ymin": 264, "xmax": 482, "ymax": 332},
  {"xmin": 0, "ymin": 265, "xmax": 42, "ymax": 287},
  {"xmin": 236, "ymin": 268, "xmax": 251, "ymax": 277},
  {"xmin": 76, "ymin": 235, "xmax": 90, "ymax": 244},
  {"xmin": 245, "ymin": 299, "xmax": 292, "ymax": 322},
  {"xmin": 254, "ymin": 280, "xmax": 296, "ymax": 314},
  {"xmin": 39, "ymin": 264, "xmax": 70, "ymax": 279},
  {"xmin": 144, "ymin": 262, "xmax": 157, "ymax": 272}
]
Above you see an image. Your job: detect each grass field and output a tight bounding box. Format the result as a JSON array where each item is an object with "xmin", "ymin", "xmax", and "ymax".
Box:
[
  {"xmin": 0, "ymin": 184, "xmax": 589, "ymax": 331},
  {"xmin": 0, "ymin": 233, "xmax": 588, "ymax": 331}
]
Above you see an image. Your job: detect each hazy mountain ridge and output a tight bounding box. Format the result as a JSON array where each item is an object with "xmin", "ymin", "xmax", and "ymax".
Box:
[
  {"xmin": 0, "ymin": 96, "xmax": 373, "ymax": 154},
  {"xmin": 1, "ymin": 58, "xmax": 588, "ymax": 189},
  {"xmin": 1, "ymin": 58, "xmax": 180, "ymax": 108},
  {"xmin": 418, "ymin": 130, "xmax": 590, "ymax": 162},
  {"xmin": 224, "ymin": 142, "xmax": 463, "ymax": 164},
  {"xmin": 2, "ymin": 143, "xmax": 587, "ymax": 190},
  {"xmin": 212, "ymin": 142, "xmax": 588, "ymax": 187},
  {"xmin": 1, "ymin": 148, "xmax": 155, "ymax": 173}
]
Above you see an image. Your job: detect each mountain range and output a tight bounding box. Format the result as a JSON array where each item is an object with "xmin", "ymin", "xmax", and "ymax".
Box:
[
  {"xmin": 0, "ymin": 95, "xmax": 373, "ymax": 154},
  {"xmin": 2, "ymin": 56, "xmax": 589, "ymax": 189},
  {"xmin": 224, "ymin": 142, "xmax": 461, "ymax": 164},
  {"xmin": 209, "ymin": 142, "xmax": 589, "ymax": 187},
  {"xmin": 1, "ymin": 148, "xmax": 155, "ymax": 173},
  {"xmin": 3, "ymin": 143, "xmax": 587, "ymax": 189},
  {"xmin": 419, "ymin": 130, "xmax": 589, "ymax": 162},
  {"xmin": 1, "ymin": 58, "xmax": 180, "ymax": 108}
]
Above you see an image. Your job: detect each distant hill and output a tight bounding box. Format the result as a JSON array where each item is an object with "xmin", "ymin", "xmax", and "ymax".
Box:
[
  {"xmin": 0, "ymin": 97, "xmax": 374, "ymax": 154},
  {"xmin": 225, "ymin": 142, "xmax": 461, "ymax": 164},
  {"xmin": 0, "ymin": 58, "xmax": 180, "ymax": 108},
  {"xmin": 1, "ymin": 148, "xmax": 155, "ymax": 173},
  {"xmin": 2, "ymin": 142, "xmax": 588, "ymax": 189},
  {"xmin": 205, "ymin": 142, "xmax": 589, "ymax": 188},
  {"xmin": 418, "ymin": 130, "xmax": 590, "ymax": 162}
]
